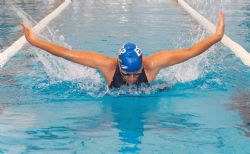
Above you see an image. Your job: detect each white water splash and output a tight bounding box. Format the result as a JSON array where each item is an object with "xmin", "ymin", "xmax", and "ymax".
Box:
[
  {"xmin": 156, "ymin": 0, "xmax": 221, "ymax": 86},
  {"xmin": 5, "ymin": 0, "xmax": 226, "ymax": 96},
  {"xmin": 8, "ymin": 2, "xmax": 104, "ymax": 92}
]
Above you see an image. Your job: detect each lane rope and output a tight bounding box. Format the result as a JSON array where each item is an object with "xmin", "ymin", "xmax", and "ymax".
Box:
[
  {"xmin": 178, "ymin": 0, "xmax": 250, "ymax": 67},
  {"xmin": 0, "ymin": 0, "xmax": 72, "ymax": 67}
]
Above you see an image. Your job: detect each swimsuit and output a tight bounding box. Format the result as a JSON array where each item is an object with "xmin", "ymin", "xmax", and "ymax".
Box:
[{"xmin": 109, "ymin": 65, "xmax": 149, "ymax": 88}]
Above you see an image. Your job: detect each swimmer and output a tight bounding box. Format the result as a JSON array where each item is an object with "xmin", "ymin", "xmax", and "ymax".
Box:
[{"xmin": 23, "ymin": 12, "xmax": 224, "ymax": 88}]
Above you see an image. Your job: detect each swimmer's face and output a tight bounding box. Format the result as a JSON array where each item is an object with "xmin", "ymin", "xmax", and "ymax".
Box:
[{"xmin": 120, "ymin": 68, "xmax": 142, "ymax": 85}]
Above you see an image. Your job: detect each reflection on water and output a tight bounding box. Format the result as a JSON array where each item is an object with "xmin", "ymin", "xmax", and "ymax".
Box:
[
  {"xmin": 0, "ymin": 95, "xmax": 201, "ymax": 153},
  {"xmin": 0, "ymin": 90, "xmax": 250, "ymax": 153},
  {"xmin": 230, "ymin": 90, "xmax": 250, "ymax": 137},
  {"xmin": 103, "ymin": 96, "xmax": 159, "ymax": 153},
  {"xmin": 0, "ymin": 0, "xmax": 250, "ymax": 153},
  {"xmin": 102, "ymin": 95, "xmax": 204, "ymax": 153}
]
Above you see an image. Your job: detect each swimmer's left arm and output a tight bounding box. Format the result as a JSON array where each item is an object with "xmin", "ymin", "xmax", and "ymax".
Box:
[{"xmin": 146, "ymin": 12, "xmax": 224, "ymax": 71}]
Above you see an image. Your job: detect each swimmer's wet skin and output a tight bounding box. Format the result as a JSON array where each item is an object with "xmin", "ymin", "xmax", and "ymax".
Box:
[
  {"xmin": 109, "ymin": 42, "xmax": 149, "ymax": 88},
  {"xmin": 22, "ymin": 12, "xmax": 225, "ymax": 89}
]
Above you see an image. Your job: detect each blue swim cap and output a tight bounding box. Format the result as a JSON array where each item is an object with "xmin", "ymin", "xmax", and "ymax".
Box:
[{"xmin": 118, "ymin": 42, "xmax": 142, "ymax": 73}]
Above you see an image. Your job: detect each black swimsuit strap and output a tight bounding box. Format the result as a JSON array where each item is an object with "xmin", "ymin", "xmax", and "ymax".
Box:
[{"xmin": 109, "ymin": 65, "xmax": 148, "ymax": 88}]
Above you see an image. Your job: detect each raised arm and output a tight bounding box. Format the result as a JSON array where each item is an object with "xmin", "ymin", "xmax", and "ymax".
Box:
[
  {"xmin": 145, "ymin": 12, "xmax": 224, "ymax": 73},
  {"xmin": 23, "ymin": 23, "xmax": 117, "ymax": 84},
  {"xmin": 22, "ymin": 23, "xmax": 114, "ymax": 70}
]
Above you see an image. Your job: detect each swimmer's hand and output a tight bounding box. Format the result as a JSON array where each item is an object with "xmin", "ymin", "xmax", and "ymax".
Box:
[
  {"xmin": 215, "ymin": 11, "xmax": 225, "ymax": 40},
  {"xmin": 22, "ymin": 22, "xmax": 37, "ymax": 44}
]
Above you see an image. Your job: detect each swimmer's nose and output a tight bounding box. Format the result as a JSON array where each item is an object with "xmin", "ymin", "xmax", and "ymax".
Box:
[{"xmin": 126, "ymin": 76, "xmax": 138, "ymax": 84}]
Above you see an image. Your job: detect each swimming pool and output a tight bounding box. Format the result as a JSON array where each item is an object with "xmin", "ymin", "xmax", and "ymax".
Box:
[{"xmin": 0, "ymin": 0, "xmax": 250, "ymax": 153}]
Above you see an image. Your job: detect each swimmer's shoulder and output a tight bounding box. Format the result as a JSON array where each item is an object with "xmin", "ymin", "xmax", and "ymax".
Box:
[
  {"xmin": 99, "ymin": 57, "xmax": 117, "ymax": 85},
  {"xmin": 142, "ymin": 57, "xmax": 159, "ymax": 82}
]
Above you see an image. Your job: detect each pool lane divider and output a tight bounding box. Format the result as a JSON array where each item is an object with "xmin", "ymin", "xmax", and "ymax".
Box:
[
  {"xmin": 177, "ymin": 0, "xmax": 250, "ymax": 67},
  {"xmin": 0, "ymin": 0, "xmax": 72, "ymax": 68}
]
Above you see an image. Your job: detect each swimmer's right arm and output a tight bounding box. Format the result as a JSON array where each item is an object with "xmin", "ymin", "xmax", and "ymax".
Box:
[{"xmin": 22, "ymin": 23, "xmax": 114, "ymax": 70}]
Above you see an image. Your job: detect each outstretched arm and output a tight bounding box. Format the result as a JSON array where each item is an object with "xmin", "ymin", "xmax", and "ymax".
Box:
[
  {"xmin": 145, "ymin": 12, "xmax": 225, "ymax": 71},
  {"xmin": 22, "ymin": 23, "xmax": 114, "ymax": 70}
]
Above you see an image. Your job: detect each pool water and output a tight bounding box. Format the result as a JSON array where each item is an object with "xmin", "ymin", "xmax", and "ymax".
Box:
[
  {"xmin": 0, "ymin": 0, "xmax": 63, "ymax": 49},
  {"xmin": 0, "ymin": 0, "xmax": 250, "ymax": 153}
]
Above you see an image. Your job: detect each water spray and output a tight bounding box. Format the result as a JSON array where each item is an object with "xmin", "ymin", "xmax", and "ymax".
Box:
[
  {"xmin": 177, "ymin": 0, "xmax": 250, "ymax": 67},
  {"xmin": 0, "ymin": 0, "xmax": 72, "ymax": 67}
]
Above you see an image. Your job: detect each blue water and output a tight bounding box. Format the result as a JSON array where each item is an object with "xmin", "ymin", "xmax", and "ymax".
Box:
[{"xmin": 0, "ymin": 0, "xmax": 250, "ymax": 153}]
